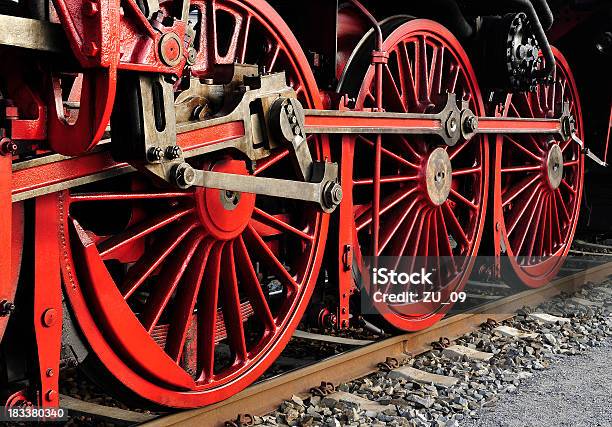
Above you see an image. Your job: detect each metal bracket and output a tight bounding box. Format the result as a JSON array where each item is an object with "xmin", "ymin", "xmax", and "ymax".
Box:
[
  {"xmin": 570, "ymin": 133, "xmax": 607, "ymax": 167},
  {"xmin": 172, "ymin": 161, "xmax": 342, "ymax": 213}
]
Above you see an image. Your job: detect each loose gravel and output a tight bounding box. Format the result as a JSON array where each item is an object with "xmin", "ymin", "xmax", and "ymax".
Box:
[{"xmin": 255, "ymin": 280, "xmax": 612, "ymax": 427}]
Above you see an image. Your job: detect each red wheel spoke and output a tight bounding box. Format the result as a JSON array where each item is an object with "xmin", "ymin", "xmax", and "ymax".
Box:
[
  {"xmin": 449, "ymin": 188, "xmax": 478, "ymax": 210},
  {"xmin": 502, "ymin": 174, "xmax": 540, "ymax": 207},
  {"xmin": 266, "ymin": 44, "xmax": 281, "ymax": 72},
  {"xmin": 560, "ymin": 138, "xmax": 572, "ymax": 152},
  {"xmin": 520, "ymin": 194, "xmax": 543, "ymax": 258},
  {"xmin": 447, "ymin": 139, "xmax": 470, "ymax": 161},
  {"xmin": 120, "ymin": 220, "xmax": 199, "ymax": 299},
  {"xmin": 415, "ymin": 36, "xmax": 430, "ymax": 103},
  {"xmin": 452, "ymin": 166, "xmax": 482, "ymax": 177},
  {"xmin": 561, "ymin": 178, "xmax": 576, "ymax": 194},
  {"xmin": 550, "ymin": 192, "xmax": 563, "ymax": 248},
  {"xmin": 436, "ymin": 207, "xmax": 457, "ymax": 271},
  {"xmin": 427, "ymin": 45, "xmax": 439, "ymax": 98},
  {"xmin": 235, "ymin": 237, "xmax": 275, "ymax": 330},
  {"xmin": 238, "ymin": 14, "xmax": 252, "ymax": 63},
  {"xmin": 254, "ymin": 148, "xmax": 290, "ymax": 176},
  {"xmin": 220, "ymin": 243, "xmax": 248, "ymax": 363},
  {"xmin": 442, "ymin": 203, "xmax": 469, "ymax": 249},
  {"xmin": 141, "ymin": 233, "xmax": 204, "ymax": 333},
  {"xmin": 98, "ymin": 207, "xmax": 194, "ymax": 259},
  {"xmin": 165, "ymin": 240, "xmax": 214, "ymax": 362},
  {"xmin": 357, "ymin": 136, "xmax": 419, "ymax": 169},
  {"xmin": 244, "ymin": 225, "xmax": 299, "ymax": 293},
  {"xmin": 252, "ymin": 208, "xmax": 313, "ymax": 241},
  {"xmin": 448, "ymin": 64, "xmax": 460, "ymax": 94},
  {"xmin": 393, "ymin": 135, "xmax": 423, "ymax": 160},
  {"xmin": 379, "ymin": 198, "xmax": 419, "ymax": 255},
  {"xmin": 564, "ymin": 159, "xmax": 579, "ymax": 167},
  {"xmin": 398, "ymin": 42, "xmax": 418, "ymax": 107},
  {"xmin": 353, "ymin": 174, "xmax": 419, "ymax": 186},
  {"xmin": 431, "ymin": 46, "xmax": 445, "ymax": 96},
  {"xmin": 504, "ymin": 135, "xmax": 543, "ymax": 161},
  {"xmin": 197, "ymin": 243, "xmax": 223, "ymax": 382},
  {"xmin": 507, "ymin": 183, "xmax": 542, "ymax": 236},
  {"xmin": 514, "ymin": 193, "xmax": 543, "ymax": 255},
  {"xmin": 501, "ymin": 165, "xmax": 542, "ymax": 173},
  {"xmin": 356, "ymin": 187, "xmax": 418, "ymax": 231},
  {"xmin": 555, "ymin": 189, "xmax": 571, "ymax": 223},
  {"xmin": 390, "ymin": 201, "xmax": 425, "ymax": 261},
  {"xmin": 383, "ymin": 66, "xmax": 407, "ymax": 112}
]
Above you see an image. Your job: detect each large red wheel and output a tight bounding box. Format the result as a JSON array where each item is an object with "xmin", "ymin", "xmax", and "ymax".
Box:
[
  {"xmin": 495, "ymin": 48, "xmax": 584, "ymax": 288},
  {"xmin": 340, "ymin": 20, "xmax": 488, "ymax": 331},
  {"xmin": 59, "ymin": 0, "xmax": 329, "ymax": 408}
]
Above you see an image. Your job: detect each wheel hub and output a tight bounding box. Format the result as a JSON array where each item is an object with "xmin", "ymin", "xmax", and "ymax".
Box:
[
  {"xmin": 425, "ymin": 147, "xmax": 452, "ymax": 206},
  {"xmin": 546, "ymin": 143, "xmax": 563, "ymax": 190},
  {"xmin": 195, "ymin": 159, "xmax": 255, "ymax": 240}
]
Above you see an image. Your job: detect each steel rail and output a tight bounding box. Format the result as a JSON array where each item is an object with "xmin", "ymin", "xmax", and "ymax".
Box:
[{"xmin": 142, "ymin": 260, "xmax": 612, "ymax": 427}]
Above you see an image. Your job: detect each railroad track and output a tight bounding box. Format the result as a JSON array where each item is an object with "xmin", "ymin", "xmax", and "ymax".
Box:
[{"xmin": 138, "ymin": 259, "xmax": 612, "ymax": 427}]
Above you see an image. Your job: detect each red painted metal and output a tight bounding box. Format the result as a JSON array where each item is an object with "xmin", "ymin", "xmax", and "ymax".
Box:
[
  {"xmin": 494, "ymin": 48, "xmax": 584, "ymax": 288},
  {"xmin": 344, "ymin": 20, "xmax": 488, "ymax": 331},
  {"xmin": 11, "ymin": 121, "xmax": 245, "ymax": 200},
  {"xmin": 0, "ymin": 152, "xmax": 12, "ymax": 343},
  {"xmin": 33, "ymin": 194, "xmax": 62, "ymax": 407},
  {"xmin": 58, "ymin": 0, "xmax": 330, "ymax": 408},
  {"xmin": 605, "ymin": 104, "xmax": 611, "ymax": 165}
]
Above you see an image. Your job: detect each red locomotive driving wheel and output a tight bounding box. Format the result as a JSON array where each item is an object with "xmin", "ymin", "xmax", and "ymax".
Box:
[
  {"xmin": 340, "ymin": 19, "xmax": 488, "ymax": 331},
  {"xmin": 495, "ymin": 48, "xmax": 584, "ymax": 288},
  {"xmin": 59, "ymin": 0, "xmax": 329, "ymax": 408}
]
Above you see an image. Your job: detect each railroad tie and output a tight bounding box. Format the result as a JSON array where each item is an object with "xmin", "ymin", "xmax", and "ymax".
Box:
[
  {"xmin": 493, "ymin": 325, "xmax": 538, "ymax": 339},
  {"xmin": 387, "ymin": 366, "xmax": 458, "ymax": 388},
  {"xmin": 441, "ymin": 345, "xmax": 494, "ymax": 362},
  {"xmin": 527, "ymin": 313, "xmax": 571, "ymax": 324}
]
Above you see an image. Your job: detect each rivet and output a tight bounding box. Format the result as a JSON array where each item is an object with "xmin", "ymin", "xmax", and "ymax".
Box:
[
  {"xmin": 42, "ymin": 308, "xmax": 56, "ymax": 327},
  {"xmin": 45, "ymin": 390, "xmax": 57, "ymax": 402}
]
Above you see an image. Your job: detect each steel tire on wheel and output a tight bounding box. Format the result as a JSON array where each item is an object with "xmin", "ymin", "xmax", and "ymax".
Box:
[
  {"xmin": 495, "ymin": 47, "xmax": 584, "ymax": 288},
  {"xmin": 59, "ymin": 0, "xmax": 329, "ymax": 408},
  {"xmin": 340, "ymin": 19, "xmax": 488, "ymax": 331}
]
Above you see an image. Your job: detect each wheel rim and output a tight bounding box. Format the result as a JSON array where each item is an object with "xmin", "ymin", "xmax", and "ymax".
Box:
[
  {"xmin": 343, "ymin": 20, "xmax": 488, "ymax": 331},
  {"xmin": 496, "ymin": 47, "xmax": 584, "ymax": 288},
  {"xmin": 59, "ymin": 0, "xmax": 329, "ymax": 408}
]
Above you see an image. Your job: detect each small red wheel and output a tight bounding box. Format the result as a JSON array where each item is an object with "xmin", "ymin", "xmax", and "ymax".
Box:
[
  {"xmin": 495, "ymin": 48, "xmax": 584, "ymax": 288},
  {"xmin": 59, "ymin": 0, "xmax": 328, "ymax": 408},
  {"xmin": 340, "ymin": 19, "xmax": 488, "ymax": 331}
]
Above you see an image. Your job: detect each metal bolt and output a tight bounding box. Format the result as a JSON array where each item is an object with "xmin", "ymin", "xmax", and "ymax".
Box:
[
  {"xmin": 147, "ymin": 147, "xmax": 164, "ymax": 162},
  {"xmin": 293, "ymin": 125, "xmax": 301, "ymax": 136},
  {"xmin": 82, "ymin": 41, "xmax": 99, "ymax": 57},
  {"xmin": 45, "ymin": 390, "xmax": 57, "ymax": 402},
  {"xmin": 285, "ymin": 104, "xmax": 294, "ymax": 115},
  {"xmin": 496, "ymin": 222, "xmax": 501, "ymax": 231},
  {"xmin": 46, "ymin": 368, "xmax": 54, "ymax": 377},
  {"xmin": 83, "ymin": 0, "xmax": 99, "ymax": 16},
  {"xmin": 186, "ymin": 47, "xmax": 197, "ymax": 66},
  {"xmin": 0, "ymin": 138, "xmax": 17, "ymax": 156},
  {"xmin": 165, "ymin": 145, "xmax": 183, "ymax": 160},
  {"xmin": 42, "ymin": 309, "xmax": 56, "ymax": 327},
  {"xmin": 174, "ymin": 163, "xmax": 197, "ymax": 189},
  {"xmin": 464, "ymin": 116, "xmax": 478, "ymax": 133},
  {"xmin": 323, "ymin": 182, "xmax": 343, "ymax": 209},
  {"xmin": 0, "ymin": 300, "xmax": 15, "ymax": 316}
]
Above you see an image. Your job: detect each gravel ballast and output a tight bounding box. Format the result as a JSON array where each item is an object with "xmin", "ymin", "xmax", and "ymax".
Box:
[{"xmin": 253, "ymin": 280, "xmax": 612, "ymax": 427}]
